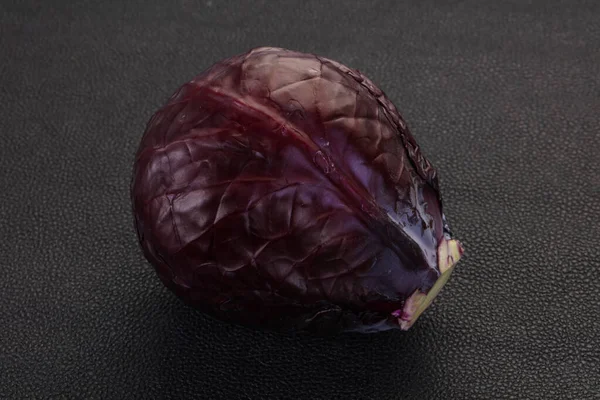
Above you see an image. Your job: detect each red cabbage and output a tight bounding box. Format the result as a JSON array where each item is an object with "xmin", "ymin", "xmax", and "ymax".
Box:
[{"xmin": 131, "ymin": 47, "xmax": 463, "ymax": 334}]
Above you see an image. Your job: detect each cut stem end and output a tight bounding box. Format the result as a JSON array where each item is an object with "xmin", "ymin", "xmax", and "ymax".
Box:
[{"xmin": 397, "ymin": 239, "xmax": 463, "ymax": 330}]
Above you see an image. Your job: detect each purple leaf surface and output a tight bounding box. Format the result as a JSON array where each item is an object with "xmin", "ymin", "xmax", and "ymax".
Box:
[{"xmin": 131, "ymin": 47, "xmax": 463, "ymax": 334}]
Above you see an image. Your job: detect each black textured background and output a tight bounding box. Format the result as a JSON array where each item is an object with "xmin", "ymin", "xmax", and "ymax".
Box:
[{"xmin": 1, "ymin": 1, "xmax": 599, "ymax": 399}]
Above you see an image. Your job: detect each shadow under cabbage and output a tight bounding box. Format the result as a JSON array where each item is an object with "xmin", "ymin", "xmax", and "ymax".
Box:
[{"xmin": 148, "ymin": 296, "xmax": 441, "ymax": 399}]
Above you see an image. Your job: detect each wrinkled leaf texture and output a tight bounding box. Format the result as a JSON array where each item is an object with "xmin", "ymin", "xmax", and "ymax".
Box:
[{"xmin": 132, "ymin": 47, "xmax": 459, "ymax": 334}]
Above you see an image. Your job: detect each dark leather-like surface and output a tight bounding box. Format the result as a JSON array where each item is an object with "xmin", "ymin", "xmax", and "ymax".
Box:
[{"xmin": 1, "ymin": 1, "xmax": 599, "ymax": 398}]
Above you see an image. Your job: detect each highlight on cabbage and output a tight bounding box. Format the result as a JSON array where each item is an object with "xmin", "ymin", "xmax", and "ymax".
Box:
[{"xmin": 131, "ymin": 47, "xmax": 463, "ymax": 334}]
